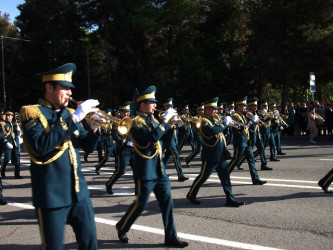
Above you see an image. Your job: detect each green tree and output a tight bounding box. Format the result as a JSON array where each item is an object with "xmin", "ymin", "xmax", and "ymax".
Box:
[
  {"xmin": 246, "ymin": 0, "xmax": 333, "ymax": 109},
  {"xmin": 0, "ymin": 12, "xmax": 19, "ymax": 110}
]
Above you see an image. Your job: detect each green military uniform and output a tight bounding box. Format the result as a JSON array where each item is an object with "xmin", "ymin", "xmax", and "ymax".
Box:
[
  {"xmin": 187, "ymin": 97, "xmax": 244, "ymax": 207},
  {"xmin": 228, "ymin": 97, "xmax": 266, "ymax": 185},
  {"xmin": 116, "ymin": 86, "xmax": 188, "ymax": 247},
  {"xmin": 177, "ymin": 104, "xmax": 195, "ymax": 153},
  {"xmin": 105, "ymin": 101, "xmax": 135, "ymax": 194},
  {"xmin": 318, "ymin": 168, "xmax": 333, "ymax": 193},
  {"xmin": 20, "ymin": 63, "xmax": 99, "ymax": 250},
  {"xmin": 185, "ymin": 104, "xmax": 204, "ymax": 167},
  {"xmin": 236, "ymin": 98, "xmax": 271, "ymax": 170},
  {"xmin": 162, "ymin": 98, "xmax": 188, "ymax": 181},
  {"xmin": 1, "ymin": 111, "xmax": 21, "ymax": 178}
]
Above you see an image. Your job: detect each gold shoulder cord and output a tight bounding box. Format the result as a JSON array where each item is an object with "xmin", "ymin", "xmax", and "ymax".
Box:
[
  {"xmin": 20, "ymin": 105, "xmax": 80, "ymax": 191},
  {"xmin": 129, "ymin": 116, "xmax": 161, "ymax": 160},
  {"xmin": 3, "ymin": 124, "xmax": 12, "ymax": 138},
  {"xmin": 199, "ymin": 117, "xmax": 225, "ymax": 147},
  {"xmin": 232, "ymin": 113, "xmax": 250, "ymax": 140}
]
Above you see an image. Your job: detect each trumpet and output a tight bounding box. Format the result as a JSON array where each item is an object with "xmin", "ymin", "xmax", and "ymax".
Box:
[
  {"xmin": 70, "ymin": 97, "xmax": 132, "ymax": 135},
  {"xmin": 246, "ymin": 112, "xmax": 269, "ymax": 128},
  {"xmin": 277, "ymin": 115, "xmax": 290, "ymax": 128},
  {"xmin": 228, "ymin": 119, "xmax": 249, "ymax": 130},
  {"xmin": 153, "ymin": 108, "xmax": 183, "ymax": 125},
  {"xmin": 180, "ymin": 115, "xmax": 201, "ymax": 129}
]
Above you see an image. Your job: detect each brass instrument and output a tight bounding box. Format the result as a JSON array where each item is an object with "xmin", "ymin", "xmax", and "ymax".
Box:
[
  {"xmin": 153, "ymin": 108, "xmax": 183, "ymax": 125},
  {"xmin": 70, "ymin": 98, "xmax": 132, "ymax": 135},
  {"xmin": 246, "ymin": 112, "xmax": 269, "ymax": 128},
  {"xmin": 277, "ymin": 115, "xmax": 290, "ymax": 128},
  {"xmin": 181, "ymin": 114, "xmax": 201, "ymax": 129},
  {"xmin": 228, "ymin": 118, "xmax": 249, "ymax": 129}
]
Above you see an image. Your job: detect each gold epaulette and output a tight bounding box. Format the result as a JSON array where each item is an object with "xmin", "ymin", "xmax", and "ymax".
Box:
[
  {"xmin": 232, "ymin": 113, "xmax": 242, "ymax": 121},
  {"xmin": 132, "ymin": 116, "xmax": 148, "ymax": 129},
  {"xmin": 20, "ymin": 105, "xmax": 50, "ymax": 133},
  {"xmin": 201, "ymin": 117, "xmax": 213, "ymax": 126}
]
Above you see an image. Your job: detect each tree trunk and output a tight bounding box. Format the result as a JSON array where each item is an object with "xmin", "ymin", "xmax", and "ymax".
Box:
[{"xmin": 281, "ymin": 80, "xmax": 289, "ymax": 114}]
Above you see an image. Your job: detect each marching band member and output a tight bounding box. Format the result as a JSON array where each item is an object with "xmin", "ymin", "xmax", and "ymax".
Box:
[
  {"xmin": 227, "ymin": 97, "xmax": 267, "ymax": 185},
  {"xmin": 186, "ymin": 97, "xmax": 245, "ymax": 207},
  {"xmin": 236, "ymin": 98, "xmax": 272, "ymax": 170},
  {"xmin": 20, "ymin": 63, "xmax": 101, "ymax": 249},
  {"xmin": 161, "ymin": 98, "xmax": 189, "ymax": 182},
  {"xmin": 185, "ymin": 103, "xmax": 204, "ymax": 167},
  {"xmin": 105, "ymin": 101, "xmax": 135, "ymax": 194},
  {"xmin": 115, "ymin": 86, "xmax": 188, "ymax": 248},
  {"xmin": 177, "ymin": 104, "xmax": 195, "ymax": 154}
]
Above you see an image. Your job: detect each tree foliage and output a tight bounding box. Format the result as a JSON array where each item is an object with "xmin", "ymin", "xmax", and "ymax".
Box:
[{"xmin": 0, "ymin": 0, "xmax": 332, "ymax": 112}]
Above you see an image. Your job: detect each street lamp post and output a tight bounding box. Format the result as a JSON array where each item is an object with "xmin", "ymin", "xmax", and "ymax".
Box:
[{"xmin": 1, "ymin": 35, "xmax": 6, "ymax": 109}]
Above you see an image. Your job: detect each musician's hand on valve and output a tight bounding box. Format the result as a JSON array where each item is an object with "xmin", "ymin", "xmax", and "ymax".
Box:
[
  {"xmin": 274, "ymin": 110, "xmax": 279, "ymax": 116},
  {"xmin": 90, "ymin": 114, "xmax": 105, "ymax": 123},
  {"xmin": 261, "ymin": 109, "xmax": 267, "ymax": 116},
  {"xmin": 72, "ymin": 99, "xmax": 100, "ymax": 122},
  {"xmin": 127, "ymin": 141, "xmax": 133, "ymax": 147},
  {"xmin": 163, "ymin": 109, "xmax": 177, "ymax": 123},
  {"xmin": 89, "ymin": 113, "xmax": 105, "ymax": 130},
  {"xmin": 224, "ymin": 116, "xmax": 232, "ymax": 125},
  {"xmin": 252, "ymin": 114, "xmax": 259, "ymax": 122},
  {"xmin": 170, "ymin": 114, "xmax": 182, "ymax": 122}
]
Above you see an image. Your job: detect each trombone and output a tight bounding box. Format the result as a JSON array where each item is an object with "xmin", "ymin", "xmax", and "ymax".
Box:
[{"xmin": 70, "ymin": 97, "xmax": 132, "ymax": 135}]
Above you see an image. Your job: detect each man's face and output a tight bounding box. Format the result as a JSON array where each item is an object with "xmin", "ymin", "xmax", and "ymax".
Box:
[
  {"xmin": 197, "ymin": 109, "xmax": 204, "ymax": 116},
  {"xmin": 120, "ymin": 110, "xmax": 129, "ymax": 118},
  {"xmin": 205, "ymin": 107, "xmax": 217, "ymax": 117},
  {"xmin": 248, "ymin": 104, "xmax": 257, "ymax": 112},
  {"xmin": 45, "ymin": 83, "xmax": 72, "ymax": 110},
  {"xmin": 6, "ymin": 114, "xmax": 13, "ymax": 123},
  {"xmin": 164, "ymin": 105, "xmax": 172, "ymax": 111},
  {"xmin": 141, "ymin": 101, "xmax": 157, "ymax": 115},
  {"xmin": 261, "ymin": 105, "xmax": 268, "ymax": 110},
  {"xmin": 237, "ymin": 104, "xmax": 246, "ymax": 113},
  {"xmin": 183, "ymin": 109, "xmax": 189, "ymax": 114}
]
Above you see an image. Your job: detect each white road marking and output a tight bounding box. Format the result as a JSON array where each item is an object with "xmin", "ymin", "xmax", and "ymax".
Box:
[{"xmin": 7, "ymin": 202, "xmax": 283, "ymax": 250}]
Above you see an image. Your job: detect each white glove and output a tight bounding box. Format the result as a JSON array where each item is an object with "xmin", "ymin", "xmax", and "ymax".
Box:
[
  {"xmin": 261, "ymin": 109, "xmax": 267, "ymax": 116},
  {"xmin": 230, "ymin": 110, "xmax": 235, "ymax": 115},
  {"xmin": 127, "ymin": 141, "xmax": 133, "ymax": 147},
  {"xmin": 16, "ymin": 123, "xmax": 21, "ymax": 136},
  {"xmin": 90, "ymin": 113, "xmax": 106, "ymax": 123},
  {"xmin": 280, "ymin": 126, "xmax": 284, "ymax": 130},
  {"xmin": 163, "ymin": 109, "xmax": 177, "ymax": 123},
  {"xmin": 252, "ymin": 114, "xmax": 259, "ymax": 122},
  {"xmin": 274, "ymin": 110, "xmax": 279, "ymax": 116},
  {"xmin": 170, "ymin": 115, "xmax": 182, "ymax": 123},
  {"xmin": 72, "ymin": 99, "xmax": 100, "ymax": 122},
  {"xmin": 6, "ymin": 142, "xmax": 13, "ymax": 149},
  {"xmin": 224, "ymin": 116, "xmax": 232, "ymax": 125}
]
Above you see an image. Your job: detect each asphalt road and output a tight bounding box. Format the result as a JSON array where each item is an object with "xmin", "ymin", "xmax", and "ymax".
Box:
[{"xmin": 0, "ymin": 135, "xmax": 332, "ymax": 249}]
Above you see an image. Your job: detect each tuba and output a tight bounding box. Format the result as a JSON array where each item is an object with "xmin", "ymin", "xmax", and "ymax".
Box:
[{"xmin": 70, "ymin": 98, "xmax": 132, "ymax": 135}]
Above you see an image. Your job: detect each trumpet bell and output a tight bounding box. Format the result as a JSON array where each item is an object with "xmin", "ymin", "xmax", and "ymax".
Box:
[{"xmin": 118, "ymin": 117, "xmax": 132, "ymax": 135}]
